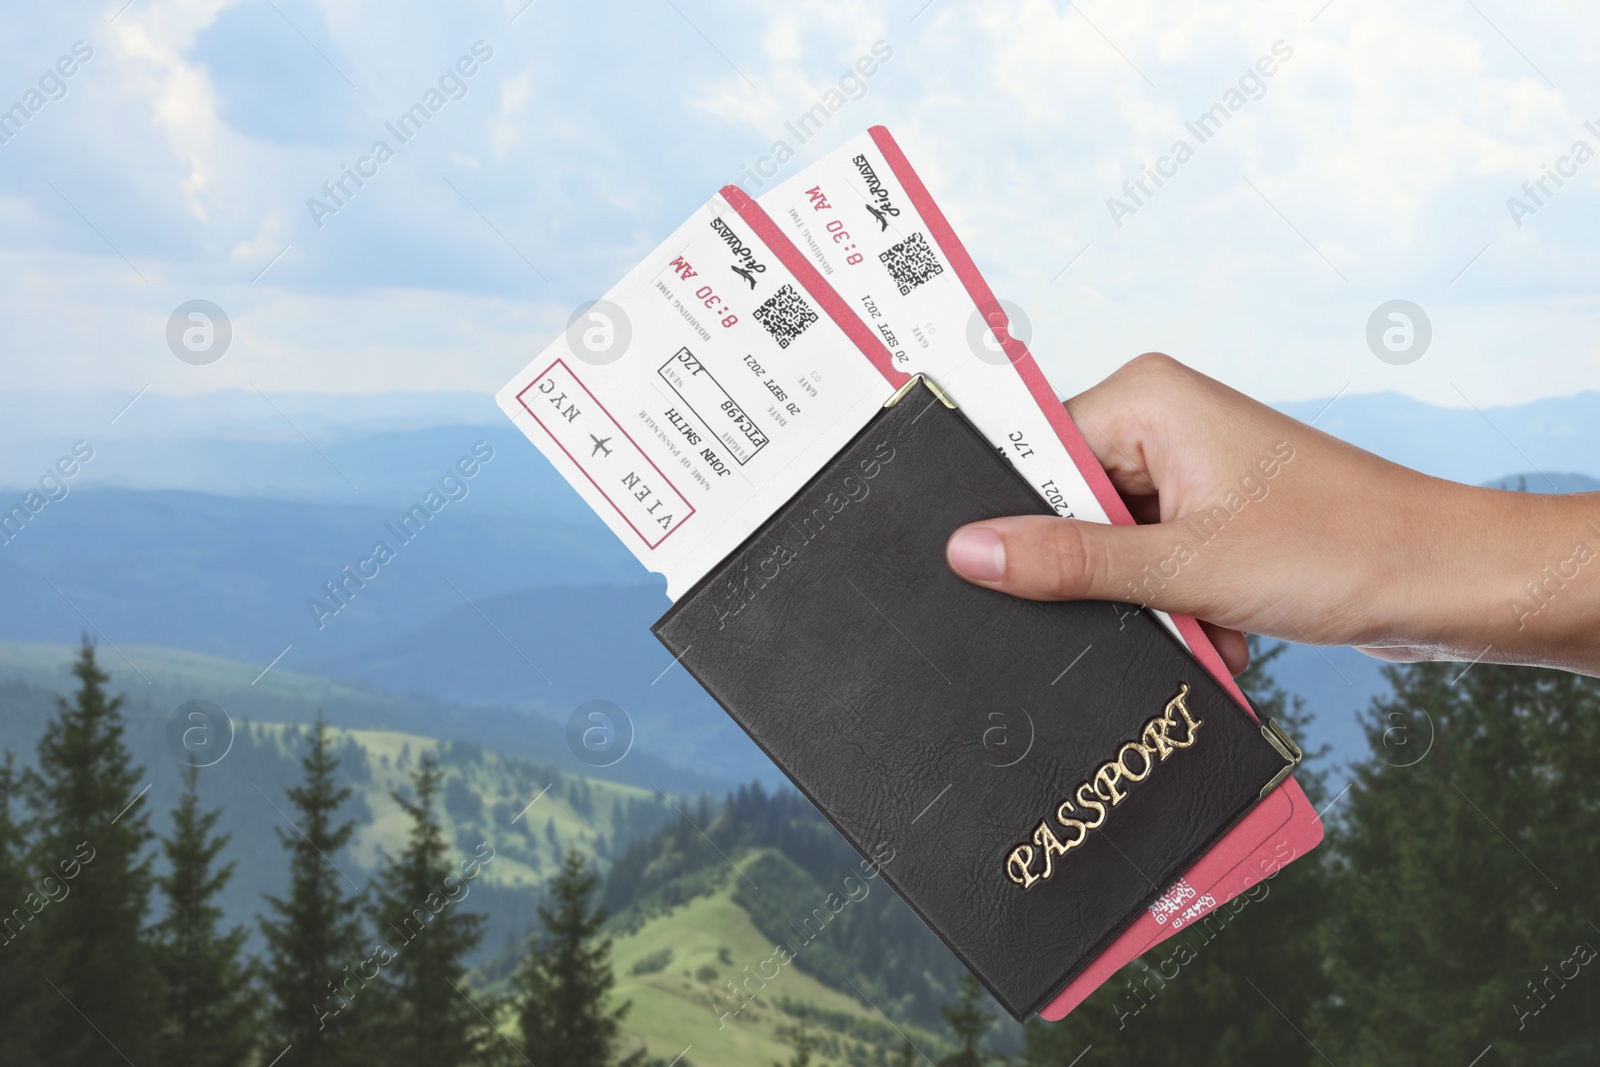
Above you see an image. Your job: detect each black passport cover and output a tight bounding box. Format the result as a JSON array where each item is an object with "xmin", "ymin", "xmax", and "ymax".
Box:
[{"xmin": 652, "ymin": 378, "xmax": 1297, "ymax": 1021}]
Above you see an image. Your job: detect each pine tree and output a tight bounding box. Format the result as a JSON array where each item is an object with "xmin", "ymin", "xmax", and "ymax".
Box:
[
  {"xmin": 1319, "ymin": 661, "xmax": 1600, "ymax": 1065},
  {"xmin": 25, "ymin": 639, "xmax": 161, "ymax": 1065},
  {"xmin": 515, "ymin": 849, "xmax": 644, "ymax": 1066},
  {"xmin": 154, "ymin": 763, "xmax": 257, "ymax": 1066},
  {"xmin": 937, "ymin": 974, "xmax": 995, "ymax": 1067},
  {"xmin": 0, "ymin": 754, "xmax": 37, "ymax": 1063},
  {"xmin": 260, "ymin": 719, "xmax": 373, "ymax": 1066},
  {"xmin": 369, "ymin": 752, "xmax": 487, "ymax": 1066}
]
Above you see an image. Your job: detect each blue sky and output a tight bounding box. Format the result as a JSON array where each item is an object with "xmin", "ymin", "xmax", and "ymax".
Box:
[{"xmin": 1, "ymin": 0, "xmax": 1597, "ymax": 418}]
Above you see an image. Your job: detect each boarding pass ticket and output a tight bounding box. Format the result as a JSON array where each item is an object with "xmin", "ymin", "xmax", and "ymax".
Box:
[
  {"xmin": 752, "ymin": 136, "xmax": 1109, "ymax": 526},
  {"xmin": 495, "ymin": 193, "xmax": 897, "ymax": 599}
]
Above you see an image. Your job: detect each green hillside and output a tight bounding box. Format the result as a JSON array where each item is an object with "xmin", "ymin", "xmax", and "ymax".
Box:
[
  {"xmin": 0, "ymin": 638, "xmax": 974, "ymax": 1065},
  {"xmin": 0, "ymin": 645, "xmax": 682, "ymax": 963},
  {"xmin": 244, "ymin": 721, "xmax": 660, "ymax": 892},
  {"xmin": 607, "ymin": 860, "xmax": 947, "ymax": 1067}
]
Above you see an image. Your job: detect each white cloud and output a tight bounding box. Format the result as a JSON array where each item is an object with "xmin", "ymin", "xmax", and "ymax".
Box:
[{"xmin": 0, "ymin": 0, "xmax": 1595, "ymax": 412}]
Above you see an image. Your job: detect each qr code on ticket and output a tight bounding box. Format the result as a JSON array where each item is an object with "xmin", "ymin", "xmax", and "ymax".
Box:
[
  {"xmin": 752, "ymin": 283, "xmax": 819, "ymax": 350},
  {"xmin": 879, "ymin": 232, "xmax": 944, "ymax": 296}
]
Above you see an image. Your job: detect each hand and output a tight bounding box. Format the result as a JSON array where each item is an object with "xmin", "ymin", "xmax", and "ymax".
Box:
[{"xmin": 944, "ymin": 353, "xmax": 1600, "ymax": 678}]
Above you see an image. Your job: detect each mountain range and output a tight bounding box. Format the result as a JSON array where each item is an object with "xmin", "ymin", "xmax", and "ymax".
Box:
[{"xmin": 0, "ymin": 387, "xmax": 1594, "ymax": 782}]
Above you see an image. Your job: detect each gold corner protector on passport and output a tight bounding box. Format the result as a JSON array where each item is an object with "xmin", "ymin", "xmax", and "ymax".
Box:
[
  {"xmin": 1258, "ymin": 718, "xmax": 1304, "ymax": 798},
  {"xmin": 1262, "ymin": 718, "xmax": 1303, "ymax": 764},
  {"xmin": 884, "ymin": 374, "xmax": 957, "ymax": 410}
]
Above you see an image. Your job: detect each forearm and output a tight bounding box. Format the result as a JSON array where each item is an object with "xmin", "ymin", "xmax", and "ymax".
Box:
[
  {"xmin": 1359, "ymin": 478, "xmax": 1600, "ymax": 675},
  {"xmin": 1449, "ymin": 489, "xmax": 1600, "ymax": 676}
]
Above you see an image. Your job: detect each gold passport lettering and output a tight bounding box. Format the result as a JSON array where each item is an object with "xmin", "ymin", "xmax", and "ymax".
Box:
[{"xmin": 1004, "ymin": 685, "xmax": 1201, "ymax": 889}]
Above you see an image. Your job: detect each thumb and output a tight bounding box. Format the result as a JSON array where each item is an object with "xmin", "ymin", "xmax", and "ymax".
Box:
[{"xmin": 945, "ymin": 515, "xmax": 1192, "ymax": 610}]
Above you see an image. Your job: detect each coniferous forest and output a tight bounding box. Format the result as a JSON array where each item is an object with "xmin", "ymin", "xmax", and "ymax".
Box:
[{"xmin": 2, "ymin": 637, "xmax": 1598, "ymax": 1066}]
